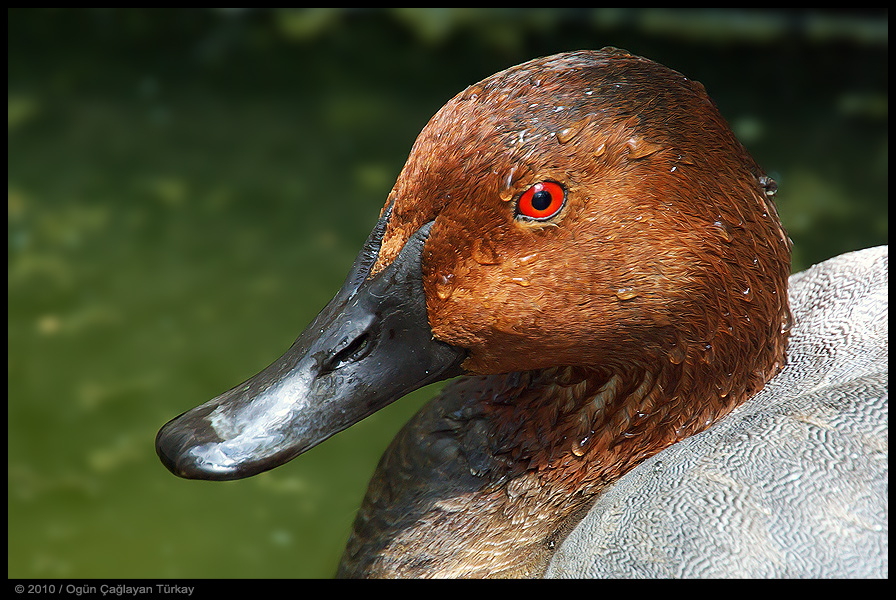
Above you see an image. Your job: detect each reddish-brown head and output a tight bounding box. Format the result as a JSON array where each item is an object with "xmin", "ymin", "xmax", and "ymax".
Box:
[{"xmin": 372, "ymin": 48, "xmax": 790, "ymax": 402}]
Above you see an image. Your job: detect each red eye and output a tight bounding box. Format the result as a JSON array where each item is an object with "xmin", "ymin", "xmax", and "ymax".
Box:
[{"xmin": 516, "ymin": 181, "xmax": 566, "ymax": 220}]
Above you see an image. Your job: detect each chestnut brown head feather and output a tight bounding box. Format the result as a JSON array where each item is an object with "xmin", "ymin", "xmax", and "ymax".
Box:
[{"xmin": 374, "ymin": 48, "xmax": 790, "ymax": 388}]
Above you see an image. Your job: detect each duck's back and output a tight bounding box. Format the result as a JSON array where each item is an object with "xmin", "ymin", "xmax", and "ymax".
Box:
[{"xmin": 547, "ymin": 246, "xmax": 888, "ymax": 578}]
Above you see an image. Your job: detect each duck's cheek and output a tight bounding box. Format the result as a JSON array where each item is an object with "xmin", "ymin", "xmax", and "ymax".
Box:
[{"xmin": 423, "ymin": 270, "xmax": 586, "ymax": 374}]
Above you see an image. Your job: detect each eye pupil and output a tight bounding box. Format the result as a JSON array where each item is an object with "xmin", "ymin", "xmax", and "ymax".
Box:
[
  {"xmin": 516, "ymin": 181, "xmax": 565, "ymax": 221},
  {"xmin": 530, "ymin": 190, "xmax": 553, "ymax": 212}
]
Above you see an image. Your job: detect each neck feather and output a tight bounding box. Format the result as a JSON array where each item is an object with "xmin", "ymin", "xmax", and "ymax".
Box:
[{"xmin": 482, "ymin": 351, "xmax": 782, "ymax": 493}]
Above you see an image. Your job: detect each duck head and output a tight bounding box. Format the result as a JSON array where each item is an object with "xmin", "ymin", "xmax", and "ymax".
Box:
[{"xmin": 157, "ymin": 49, "xmax": 791, "ymax": 493}]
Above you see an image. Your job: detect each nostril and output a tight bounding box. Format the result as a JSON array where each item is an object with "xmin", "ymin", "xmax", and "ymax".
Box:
[{"xmin": 322, "ymin": 331, "xmax": 374, "ymax": 374}]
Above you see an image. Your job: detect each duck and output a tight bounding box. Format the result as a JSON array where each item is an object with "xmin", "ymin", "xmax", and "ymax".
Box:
[{"xmin": 155, "ymin": 48, "xmax": 888, "ymax": 578}]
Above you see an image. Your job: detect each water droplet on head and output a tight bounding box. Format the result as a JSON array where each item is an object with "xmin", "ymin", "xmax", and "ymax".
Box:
[
  {"xmin": 435, "ymin": 272, "xmax": 455, "ymax": 300},
  {"xmin": 557, "ymin": 126, "xmax": 576, "ymax": 145},
  {"xmin": 668, "ymin": 344, "xmax": 686, "ymax": 365},
  {"xmin": 716, "ymin": 374, "xmax": 734, "ymax": 398},
  {"xmin": 626, "ymin": 135, "xmax": 664, "ymax": 160},
  {"xmin": 615, "ymin": 287, "xmax": 638, "ymax": 301},
  {"xmin": 499, "ymin": 164, "xmax": 532, "ymax": 202},
  {"xmin": 720, "ymin": 210, "xmax": 744, "ymax": 227},
  {"xmin": 556, "ymin": 114, "xmax": 591, "ymax": 145},
  {"xmin": 714, "ymin": 219, "xmax": 733, "ymax": 243}
]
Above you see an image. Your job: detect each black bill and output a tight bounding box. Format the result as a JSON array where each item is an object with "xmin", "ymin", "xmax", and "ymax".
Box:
[{"xmin": 155, "ymin": 207, "xmax": 467, "ymax": 480}]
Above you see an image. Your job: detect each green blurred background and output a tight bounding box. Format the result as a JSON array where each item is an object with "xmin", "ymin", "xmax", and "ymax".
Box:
[{"xmin": 8, "ymin": 9, "xmax": 888, "ymax": 578}]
